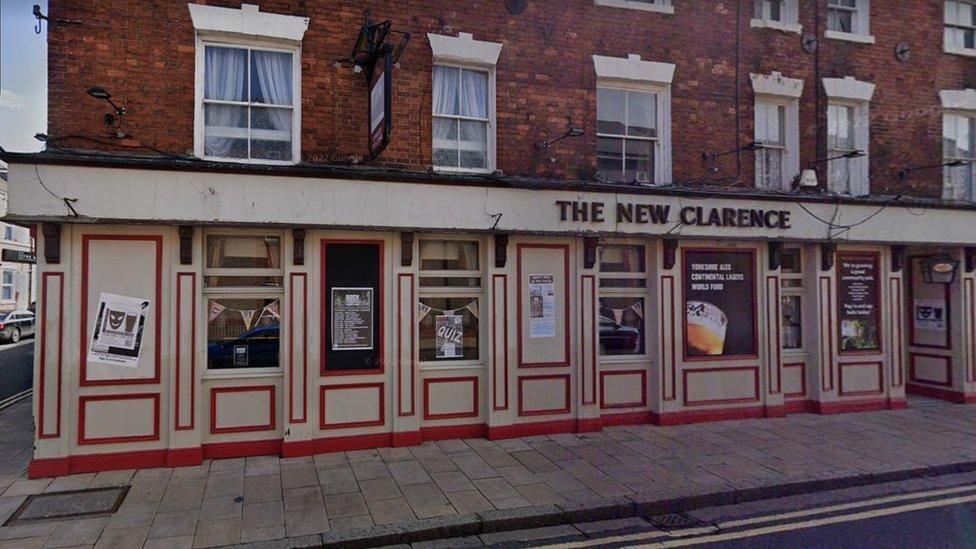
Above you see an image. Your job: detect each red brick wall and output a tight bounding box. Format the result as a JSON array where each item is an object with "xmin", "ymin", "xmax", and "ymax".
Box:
[{"xmin": 47, "ymin": 1, "xmax": 976, "ymax": 198}]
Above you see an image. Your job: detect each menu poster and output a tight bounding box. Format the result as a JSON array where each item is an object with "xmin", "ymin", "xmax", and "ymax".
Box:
[
  {"xmin": 838, "ymin": 254, "xmax": 880, "ymax": 351},
  {"xmin": 683, "ymin": 250, "xmax": 757, "ymax": 357},
  {"xmin": 435, "ymin": 315, "xmax": 464, "ymax": 358},
  {"xmin": 528, "ymin": 274, "xmax": 557, "ymax": 339},
  {"xmin": 331, "ymin": 288, "xmax": 374, "ymax": 351}
]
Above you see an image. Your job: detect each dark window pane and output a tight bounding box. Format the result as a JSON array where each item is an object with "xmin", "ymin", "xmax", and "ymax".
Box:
[
  {"xmin": 207, "ymin": 298, "xmax": 280, "ymax": 369},
  {"xmin": 418, "ymin": 297, "xmax": 480, "ymax": 361},
  {"xmin": 206, "ymin": 235, "xmax": 281, "ymax": 269},
  {"xmin": 599, "ymin": 297, "xmax": 646, "ymax": 356}
]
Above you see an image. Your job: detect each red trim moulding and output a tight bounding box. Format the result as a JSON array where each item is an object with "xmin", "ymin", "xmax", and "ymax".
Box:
[
  {"xmin": 968, "ymin": 278, "xmax": 976, "ymax": 383},
  {"xmin": 516, "ymin": 243, "xmax": 571, "ymax": 368},
  {"xmin": 320, "ymin": 239, "xmax": 385, "ymax": 377},
  {"xmin": 906, "ymin": 383, "xmax": 976, "ymax": 404},
  {"xmin": 652, "ymin": 405, "xmax": 782, "ymax": 426},
  {"xmin": 661, "ymin": 275, "xmax": 677, "ymax": 401},
  {"xmin": 907, "ymin": 256, "xmax": 952, "ymax": 350},
  {"xmin": 810, "ymin": 397, "xmax": 908, "ymax": 415},
  {"xmin": 174, "ymin": 273, "xmax": 196, "ymax": 431},
  {"xmin": 289, "ymin": 273, "xmax": 309, "ymax": 423},
  {"xmin": 580, "ymin": 275, "xmax": 597, "ymax": 406},
  {"xmin": 837, "ymin": 361, "xmax": 884, "ymax": 397},
  {"xmin": 80, "ymin": 234, "xmax": 163, "ymax": 386},
  {"xmin": 819, "ymin": 275, "xmax": 835, "ymax": 392},
  {"xmin": 680, "ymin": 247, "xmax": 760, "ymax": 363},
  {"xmin": 599, "ymin": 369, "xmax": 648, "ymax": 410},
  {"xmin": 38, "ymin": 272, "xmax": 64, "ymax": 439},
  {"xmin": 202, "ymin": 438, "xmax": 282, "ymax": 459},
  {"xmin": 766, "ymin": 275, "xmax": 782, "ymax": 394},
  {"xmin": 517, "ymin": 374, "xmax": 572, "ymax": 416},
  {"xmin": 836, "ymin": 251, "xmax": 884, "ymax": 357},
  {"xmin": 890, "ymin": 277, "xmax": 904, "ymax": 387},
  {"xmin": 422, "ymin": 376, "xmax": 479, "ymax": 420},
  {"xmin": 908, "ymin": 353, "xmax": 953, "ymax": 388},
  {"xmin": 492, "ymin": 274, "xmax": 510, "ymax": 411},
  {"xmin": 78, "ymin": 393, "xmax": 161, "ymax": 445},
  {"xmin": 782, "ymin": 362, "xmax": 807, "ymax": 399},
  {"xmin": 397, "ymin": 273, "xmax": 415, "ymax": 417},
  {"xmin": 319, "ymin": 382, "xmax": 386, "ymax": 430},
  {"xmin": 209, "ymin": 385, "xmax": 277, "ymax": 434},
  {"xmin": 682, "ymin": 366, "xmax": 761, "ymax": 407}
]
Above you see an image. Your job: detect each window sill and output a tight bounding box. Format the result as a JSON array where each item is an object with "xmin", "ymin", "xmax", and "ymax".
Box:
[
  {"xmin": 824, "ymin": 30, "xmax": 876, "ymax": 45},
  {"xmin": 599, "ymin": 354, "xmax": 651, "ymax": 364},
  {"xmin": 419, "ymin": 362, "xmax": 485, "ymax": 371},
  {"xmin": 593, "ymin": 0, "xmax": 674, "ymax": 14},
  {"xmin": 202, "ymin": 368, "xmax": 284, "ymax": 380},
  {"xmin": 198, "ymin": 155, "xmax": 300, "ymax": 167},
  {"xmin": 944, "ymin": 45, "xmax": 976, "ymax": 58},
  {"xmin": 432, "ymin": 166, "xmax": 494, "ymax": 175},
  {"xmin": 750, "ymin": 18, "xmax": 802, "ymax": 34}
]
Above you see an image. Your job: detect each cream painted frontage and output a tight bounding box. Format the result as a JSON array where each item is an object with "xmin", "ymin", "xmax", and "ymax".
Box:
[{"xmin": 9, "ymin": 160, "xmax": 975, "ymax": 477}]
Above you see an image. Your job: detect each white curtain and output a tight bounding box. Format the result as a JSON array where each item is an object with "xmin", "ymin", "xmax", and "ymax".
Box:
[
  {"xmin": 433, "ymin": 66, "xmax": 460, "ymax": 166},
  {"xmin": 251, "ymin": 50, "xmax": 293, "ymax": 136},
  {"xmin": 204, "ymin": 47, "xmax": 247, "ymax": 157}
]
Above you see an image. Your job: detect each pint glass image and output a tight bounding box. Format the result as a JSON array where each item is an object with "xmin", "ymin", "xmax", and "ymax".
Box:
[{"xmin": 686, "ymin": 300, "xmax": 728, "ymax": 356}]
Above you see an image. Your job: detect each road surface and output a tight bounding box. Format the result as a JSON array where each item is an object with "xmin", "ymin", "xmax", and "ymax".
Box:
[{"xmin": 0, "ymin": 339, "xmax": 33, "ymax": 401}]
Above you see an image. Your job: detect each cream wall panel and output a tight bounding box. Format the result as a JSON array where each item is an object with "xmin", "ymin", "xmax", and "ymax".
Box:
[
  {"xmin": 839, "ymin": 363, "xmax": 883, "ymax": 396},
  {"xmin": 38, "ymin": 273, "xmax": 64, "ymax": 439},
  {"xmin": 322, "ymin": 385, "xmax": 383, "ymax": 426},
  {"xmin": 912, "ymin": 355, "xmax": 950, "ymax": 385},
  {"xmin": 518, "ymin": 245, "xmax": 569, "ymax": 367},
  {"xmin": 424, "ymin": 377, "xmax": 478, "ymax": 419},
  {"xmin": 212, "ymin": 387, "xmax": 275, "ymax": 432},
  {"xmin": 80, "ymin": 396, "xmax": 158, "ymax": 443},
  {"xmin": 600, "ymin": 371, "xmax": 645, "ymax": 408},
  {"xmin": 684, "ymin": 368, "xmax": 759, "ymax": 405},
  {"xmin": 518, "ymin": 376, "xmax": 570, "ymax": 416}
]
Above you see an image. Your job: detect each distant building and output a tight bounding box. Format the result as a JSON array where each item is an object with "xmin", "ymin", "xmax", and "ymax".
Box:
[{"xmin": 0, "ymin": 170, "xmax": 35, "ymax": 312}]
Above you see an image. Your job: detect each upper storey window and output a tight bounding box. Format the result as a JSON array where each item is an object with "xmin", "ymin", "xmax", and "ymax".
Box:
[
  {"xmin": 189, "ymin": 4, "xmax": 308, "ymax": 165},
  {"xmin": 941, "ymin": 90, "xmax": 976, "ymax": 200},
  {"xmin": 945, "ymin": 1, "xmax": 976, "ymax": 56},
  {"xmin": 751, "ymin": 0, "xmax": 801, "ymax": 33},
  {"xmin": 823, "ymin": 77, "xmax": 875, "ymax": 197},
  {"xmin": 826, "ymin": 0, "xmax": 874, "ymax": 44},
  {"xmin": 594, "ymin": 0, "xmax": 674, "ymax": 15}
]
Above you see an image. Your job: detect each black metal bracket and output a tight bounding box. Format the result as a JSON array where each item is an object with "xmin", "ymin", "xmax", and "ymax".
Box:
[
  {"xmin": 400, "ymin": 232, "xmax": 414, "ymax": 267},
  {"xmin": 821, "ymin": 242, "xmax": 836, "ymax": 272},
  {"xmin": 495, "ymin": 234, "xmax": 509, "ymax": 268},
  {"xmin": 891, "ymin": 245, "xmax": 906, "ymax": 273},
  {"xmin": 583, "ymin": 237, "xmax": 599, "ymax": 269},
  {"xmin": 663, "ymin": 239, "xmax": 678, "ymax": 270},
  {"xmin": 42, "ymin": 223, "xmax": 61, "ymax": 265},
  {"xmin": 293, "ymin": 229, "xmax": 306, "ymax": 266},
  {"xmin": 178, "ymin": 226, "xmax": 193, "ymax": 265},
  {"xmin": 768, "ymin": 241, "xmax": 783, "ymax": 271}
]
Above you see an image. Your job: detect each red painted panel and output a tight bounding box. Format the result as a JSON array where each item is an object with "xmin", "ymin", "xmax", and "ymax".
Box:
[
  {"xmin": 517, "ymin": 374, "xmax": 571, "ymax": 416},
  {"xmin": 516, "ymin": 243, "xmax": 571, "ymax": 368},
  {"xmin": 783, "ymin": 362, "xmax": 806, "ymax": 399},
  {"xmin": 837, "ymin": 361, "xmax": 884, "ymax": 397},
  {"xmin": 580, "ymin": 275, "xmax": 597, "ymax": 405},
  {"xmin": 289, "ymin": 273, "xmax": 309, "ymax": 423},
  {"xmin": 908, "ymin": 353, "xmax": 953, "ymax": 388},
  {"xmin": 175, "ymin": 273, "xmax": 196, "ymax": 431},
  {"xmin": 397, "ymin": 273, "xmax": 415, "ymax": 417},
  {"xmin": 599, "ymin": 369, "xmax": 647, "ymax": 410},
  {"xmin": 661, "ymin": 275, "xmax": 677, "ymax": 401},
  {"xmin": 319, "ymin": 383, "xmax": 385, "ymax": 429},
  {"xmin": 38, "ymin": 272, "xmax": 64, "ymax": 439},
  {"xmin": 423, "ymin": 376, "xmax": 479, "ymax": 420},
  {"xmin": 78, "ymin": 393, "xmax": 160, "ymax": 445},
  {"xmin": 682, "ymin": 366, "xmax": 761, "ymax": 406},
  {"xmin": 210, "ymin": 385, "xmax": 277, "ymax": 434},
  {"xmin": 492, "ymin": 274, "xmax": 510, "ymax": 411}
]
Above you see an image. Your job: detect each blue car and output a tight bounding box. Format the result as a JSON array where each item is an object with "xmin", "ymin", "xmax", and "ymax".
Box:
[{"xmin": 208, "ymin": 324, "xmax": 280, "ymax": 369}]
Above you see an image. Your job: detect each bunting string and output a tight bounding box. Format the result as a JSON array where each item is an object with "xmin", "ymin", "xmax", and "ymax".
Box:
[
  {"xmin": 417, "ymin": 299, "xmax": 479, "ymax": 322},
  {"xmin": 208, "ymin": 300, "xmax": 281, "ymax": 329}
]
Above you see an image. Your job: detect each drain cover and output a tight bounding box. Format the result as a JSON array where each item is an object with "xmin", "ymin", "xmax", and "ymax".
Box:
[
  {"xmin": 647, "ymin": 512, "xmax": 703, "ymax": 530},
  {"xmin": 6, "ymin": 486, "xmax": 129, "ymax": 525}
]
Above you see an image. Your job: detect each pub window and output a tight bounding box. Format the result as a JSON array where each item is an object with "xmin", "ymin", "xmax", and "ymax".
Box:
[
  {"xmin": 779, "ymin": 248, "xmax": 804, "ymax": 350},
  {"xmin": 593, "ymin": 0, "xmax": 674, "ymax": 15},
  {"xmin": 945, "ymin": 0, "xmax": 976, "ymax": 55},
  {"xmin": 943, "ymin": 112, "xmax": 976, "ymax": 200},
  {"xmin": 598, "ymin": 244, "xmax": 648, "ymax": 356},
  {"xmin": 197, "ymin": 43, "xmax": 300, "ymax": 164},
  {"xmin": 597, "ymin": 87, "xmax": 658, "ymax": 185},
  {"xmin": 751, "ymin": 0, "xmax": 800, "ymax": 32},
  {"xmin": 755, "ymin": 101, "xmax": 787, "ymax": 190},
  {"xmin": 827, "ymin": 101, "xmax": 870, "ymax": 197},
  {"xmin": 418, "ymin": 239, "xmax": 483, "ymax": 363},
  {"xmin": 1, "ymin": 270, "xmax": 13, "ymax": 301},
  {"xmin": 826, "ymin": 0, "xmax": 873, "ymax": 43},
  {"xmin": 432, "ymin": 66, "xmax": 493, "ymax": 173},
  {"xmin": 204, "ymin": 232, "xmax": 284, "ymax": 370}
]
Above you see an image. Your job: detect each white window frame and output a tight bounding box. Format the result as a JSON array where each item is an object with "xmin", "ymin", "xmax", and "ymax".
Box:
[
  {"xmin": 189, "ymin": 4, "xmax": 307, "ymax": 166},
  {"xmin": 417, "ymin": 236, "xmax": 486, "ymax": 369},
  {"xmin": 2, "ymin": 225, "xmax": 13, "ymax": 242},
  {"xmin": 202, "ymin": 229, "xmax": 285, "ymax": 376},
  {"xmin": 751, "ymin": 72, "xmax": 802, "ymax": 191},
  {"xmin": 1, "ymin": 270, "xmax": 14, "ymax": 302},
  {"xmin": 431, "ymin": 64, "xmax": 495, "ymax": 174},
  {"xmin": 593, "ymin": 54, "xmax": 675, "ymax": 185},
  {"xmin": 942, "ymin": 112, "xmax": 976, "ymax": 200},
  {"xmin": 779, "ymin": 248, "xmax": 806, "ymax": 353},
  {"xmin": 945, "ymin": 0, "xmax": 976, "ymax": 58},
  {"xmin": 751, "ymin": 0, "xmax": 802, "ymax": 34},
  {"xmin": 941, "ymin": 90, "xmax": 976, "ymax": 199},
  {"xmin": 596, "ymin": 85, "xmax": 660, "ymax": 185},
  {"xmin": 597, "ymin": 242, "xmax": 651, "ymax": 362},
  {"xmin": 428, "ymin": 33, "xmax": 502, "ymax": 175},
  {"xmin": 825, "ymin": 0, "xmax": 875, "ymax": 44},
  {"xmin": 593, "ymin": 0, "xmax": 674, "ymax": 15},
  {"xmin": 823, "ymin": 77, "xmax": 874, "ymax": 197}
]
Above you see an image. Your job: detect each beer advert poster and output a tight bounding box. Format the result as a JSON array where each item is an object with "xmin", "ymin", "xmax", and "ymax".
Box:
[
  {"xmin": 528, "ymin": 274, "xmax": 557, "ymax": 339},
  {"xmin": 838, "ymin": 255, "xmax": 880, "ymax": 351},
  {"xmin": 683, "ymin": 250, "xmax": 756, "ymax": 357},
  {"xmin": 332, "ymin": 288, "xmax": 374, "ymax": 351},
  {"xmin": 87, "ymin": 293, "xmax": 150, "ymax": 368},
  {"xmin": 435, "ymin": 315, "xmax": 464, "ymax": 358}
]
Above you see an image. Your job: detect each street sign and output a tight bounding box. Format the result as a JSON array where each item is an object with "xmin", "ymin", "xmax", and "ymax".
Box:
[{"xmin": 1, "ymin": 249, "xmax": 36, "ymax": 264}]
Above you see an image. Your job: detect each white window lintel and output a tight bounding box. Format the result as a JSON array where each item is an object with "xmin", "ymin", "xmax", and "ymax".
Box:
[
  {"xmin": 941, "ymin": 89, "xmax": 976, "ymax": 111},
  {"xmin": 750, "ymin": 18, "xmax": 803, "ymax": 34},
  {"xmin": 427, "ymin": 32, "xmax": 503, "ymax": 67},
  {"xmin": 824, "ymin": 30, "xmax": 876, "ymax": 45},
  {"xmin": 822, "ymin": 76, "xmax": 875, "ymax": 103},
  {"xmin": 592, "ymin": 54, "xmax": 675, "ymax": 86},
  {"xmin": 188, "ymin": 3, "xmax": 309, "ymax": 43},
  {"xmin": 594, "ymin": 0, "xmax": 675, "ymax": 14},
  {"xmin": 751, "ymin": 71, "xmax": 804, "ymax": 99},
  {"xmin": 945, "ymin": 45, "xmax": 976, "ymax": 59}
]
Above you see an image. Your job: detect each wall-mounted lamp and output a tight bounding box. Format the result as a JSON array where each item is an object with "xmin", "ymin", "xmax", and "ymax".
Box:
[
  {"xmin": 701, "ymin": 141, "xmax": 764, "ymax": 165},
  {"xmin": 87, "ymin": 87, "xmax": 127, "ymax": 130},
  {"xmin": 898, "ymin": 160, "xmax": 971, "ymax": 181},
  {"xmin": 536, "ymin": 127, "xmax": 585, "ymax": 150},
  {"xmin": 921, "ymin": 254, "xmax": 960, "ymax": 284}
]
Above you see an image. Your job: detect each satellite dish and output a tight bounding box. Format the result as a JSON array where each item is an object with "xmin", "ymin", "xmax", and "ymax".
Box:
[{"xmin": 505, "ymin": 0, "xmax": 527, "ymax": 15}]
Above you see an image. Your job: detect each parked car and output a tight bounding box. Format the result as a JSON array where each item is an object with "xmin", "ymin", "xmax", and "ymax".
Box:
[
  {"xmin": 207, "ymin": 324, "xmax": 280, "ymax": 369},
  {"xmin": 0, "ymin": 310, "xmax": 35, "ymax": 343},
  {"xmin": 598, "ymin": 315, "xmax": 641, "ymax": 355}
]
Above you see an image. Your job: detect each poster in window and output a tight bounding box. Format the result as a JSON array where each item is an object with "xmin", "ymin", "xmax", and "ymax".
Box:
[
  {"xmin": 435, "ymin": 315, "xmax": 464, "ymax": 358},
  {"xmin": 528, "ymin": 274, "xmax": 556, "ymax": 339},
  {"xmin": 838, "ymin": 254, "xmax": 880, "ymax": 351},
  {"xmin": 683, "ymin": 250, "xmax": 756, "ymax": 358},
  {"xmin": 914, "ymin": 299, "xmax": 946, "ymax": 332},
  {"xmin": 87, "ymin": 293, "xmax": 150, "ymax": 368},
  {"xmin": 331, "ymin": 288, "xmax": 374, "ymax": 351}
]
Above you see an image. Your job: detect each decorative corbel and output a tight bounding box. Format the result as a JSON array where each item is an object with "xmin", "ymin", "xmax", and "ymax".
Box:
[
  {"xmin": 890, "ymin": 244, "xmax": 906, "ymax": 273},
  {"xmin": 662, "ymin": 239, "xmax": 678, "ymax": 270},
  {"xmin": 494, "ymin": 234, "xmax": 509, "ymax": 268},
  {"xmin": 821, "ymin": 242, "xmax": 836, "ymax": 272},
  {"xmin": 42, "ymin": 223, "xmax": 61, "ymax": 265},
  {"xmin": 768, "ymin": 241, "xmax": 783, "ymax": 271},
  {"xmin": 966, "ymin": 247, "xmax": 976, "ymax": 274},
  {"xmin": 293, "ymin": 229, "xmax": 306, "ymax": 266},
  {"xmin": 583, "ymin": 237, "xmax": 599, "ymax": 269},
  {"xmin": 178, "ymin": 226, "xmax": 194, "ymax": 265}
]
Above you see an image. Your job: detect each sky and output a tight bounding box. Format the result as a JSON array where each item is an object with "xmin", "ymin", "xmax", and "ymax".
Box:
[{"xmin": 0, "ymin": 0, "xmax": 47, "ymax": 160}]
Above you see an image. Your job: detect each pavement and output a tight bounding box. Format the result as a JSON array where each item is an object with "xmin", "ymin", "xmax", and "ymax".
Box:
[
  {"xmin": 0, "ymin": 397, "xmax": 973, "ymax": 547},
  {"xmin": 0, "ymin": 339, "xmax": 33, "ymax": 402}
]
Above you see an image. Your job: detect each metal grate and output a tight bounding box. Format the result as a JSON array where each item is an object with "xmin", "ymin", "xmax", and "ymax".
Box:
[
  {"xmin": 646, "ymin": 512, "xmax": 703, "ymax": 530},
  {"xmin": 5, "ymin": 486, "xmax": 129, "ymax": 525}
]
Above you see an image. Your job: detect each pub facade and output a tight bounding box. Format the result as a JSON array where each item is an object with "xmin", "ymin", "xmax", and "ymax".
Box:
[{"xmin": 6, "ymin": 0, "xmax": 976, "ymax": 477}]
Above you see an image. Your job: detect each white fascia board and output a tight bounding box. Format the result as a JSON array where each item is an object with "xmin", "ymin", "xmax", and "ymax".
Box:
[
  {"xmin": 822, "ymin": 76, "xmax": 875, "ymax": 102},
  {"xmin": 427, "ymin": 32, "xmax": 503, "ymax": 66},
  {"xmin": 188, "ymin": 3, "xmax": 309, "ymax": 43},
  {"xmin": 750, "ymin": 71, "xmax": 804, "ymax": 98},
  {"xmin": 941, "ymin": 89, "xmax": 976, "ymax": 111},
  {"xmin": 592, "ymin": 54, "xmax": 675, "ymax": 86}
]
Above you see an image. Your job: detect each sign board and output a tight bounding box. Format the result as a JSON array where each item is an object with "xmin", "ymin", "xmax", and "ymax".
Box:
[
  {"xmin": 683, "ymin": 249, "xmax": 757, "ymax": 358},
  {"xmin": 1, "ymin": 249, "xmax": 35, "ymax": 264},
  {"xmin": 87, "ymin": 293, "xmax": 150, "ymax": 368},
  {"xmin": 367, "ymin": 47, "xmax": 393, "ymax": 160},
  {"xmin": 435, "ymin": 314, "xmax": 464, "ymax": 358},
  {"xmin": 331, "ymin": 287, "xmax": 374, "ymax": 351},
  {"xmin": 528, "ymin": 274, "xmax": 556, "ymax": 339},
  {"xmin": 838, "ymin": 253, "xmax": 881, "ymax": 352}
]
